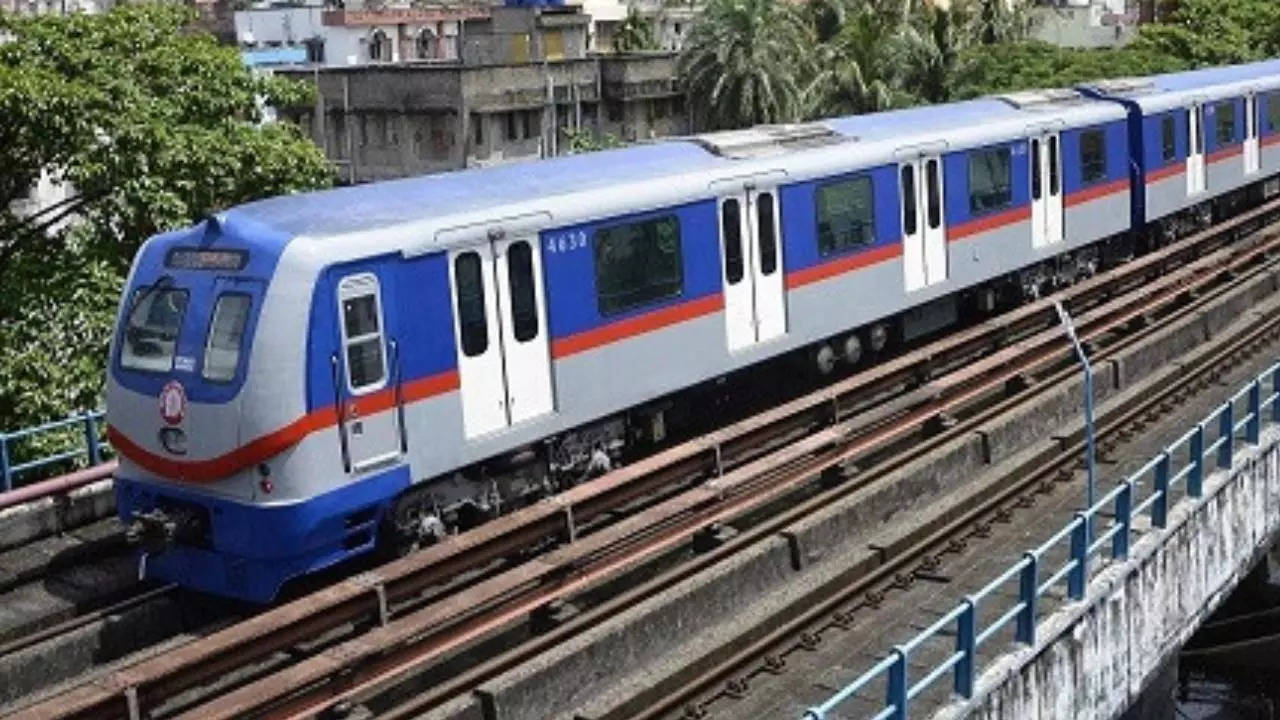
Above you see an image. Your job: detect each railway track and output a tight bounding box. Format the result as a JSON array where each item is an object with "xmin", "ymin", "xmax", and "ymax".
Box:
[{"xmin": 7, "ymin": 198, "xmax": 1280, "ymax": 720}]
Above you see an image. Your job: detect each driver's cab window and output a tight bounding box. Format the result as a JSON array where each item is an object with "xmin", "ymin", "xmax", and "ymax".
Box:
[
  {"xmin": 120, "ymin": 287, "xmax": 189, "ymax": 373},
  {"xmin": 338, "ymin": 273, "xmax": 388, "ymax": 394}
]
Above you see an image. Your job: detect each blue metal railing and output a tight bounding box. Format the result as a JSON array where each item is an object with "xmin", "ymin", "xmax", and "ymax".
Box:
[
  {"xmin": 0, "ymin": 410, "xmax": 110, "ymax": 492},
  {"xmin": 804, "ymin": 361, "xmax": 1280, "ymax": 720}
]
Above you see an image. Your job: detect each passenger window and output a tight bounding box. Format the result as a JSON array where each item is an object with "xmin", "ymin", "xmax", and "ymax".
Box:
[
  {"xmin": 816, "ymin": 175, "xmax": 874, "ymax": 257},
  {"xmin": 454, "ymin": 252, "xmax": 489, "ymax": 357},
  {"xmin": 1216, "ymin": 101, "xmax": 1236, "ymax": 145},
  {"xmin": 592, "ymin": 215, "xmax": 683, "ymax": 316},
  {"xmin": 1049, "ymin": 136, "xmax": 1060, "ymax": 195},
  {"xmin": 1161, "ymin": 115, "xmax": 1176, "ymax": 162},
  {"xmin": 120, "ymin": 287, "xmax": 189, "ymax": 373},
  {"xmin": 1269, "ymin": 92, "xmax": 1280, "ymax": 132},
  {"xmin": 339, "ymin": 275, "xmax": 387, "ymax": 392},
  {"xmin": 926, "ymin": 159, "xmax": 941, "ymax": 230},
  {"xmin": 757, "ymin": 193, "xmax": 778, "ymax": 276},
  {"xmin": 507, "ymin": 241, "xmax": 539, "ymax": 343},
  {"xmin": 202, "ymin": 294, "xmax": 251, "ymax": 382},
  {"xmin": 901, "ymin": 165, "xmax": 917, "ymax": 236},
  {"xmin": 721, "ymin": 199, "xmax": 744, "ymax": 284},
  {"xmin": 968, "ymin": 147, "xmax": 1013, "ymax": 214},
  {"xmin": 1031, "ymin": 139, "xmax": 1042, "ymax": 201},
  {"xmin": 1079, "ymin": 130, "xmax": 1107, "ymax": 185}
]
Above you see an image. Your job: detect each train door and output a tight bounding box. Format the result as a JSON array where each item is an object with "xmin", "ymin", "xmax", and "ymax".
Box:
[
  {"xmin": 1030, "ymin": 133, "xmax": 1064, "ymax": 249},
  {"xmin": 1246, "ymin": 94, "xmax": 1261, "ymax": 175},
  {"xmin": 900, "ymin": 155, "xmax": 947, "ymax": 292},
  {"xmin": 337, "ymin": 273, "xmax": 403, "ymax": 470},
  {"xmin": 450, "ymin": 235, "xmax": 554, "ymax": 439},
  {"xmin": 1187, "ymin": 104, "xmax": 1207, "ymax": 195},
  {"xmin": 718, "ymin": 186, "xmax": 786, "ymax": 352}
]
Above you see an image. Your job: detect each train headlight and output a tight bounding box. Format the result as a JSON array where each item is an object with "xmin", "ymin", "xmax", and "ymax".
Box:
[{"xmin": 158, "ymin": 428, "xmax": 187, "ymax": 455}]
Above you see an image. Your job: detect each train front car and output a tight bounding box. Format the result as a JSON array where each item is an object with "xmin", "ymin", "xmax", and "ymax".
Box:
[{"xmin": 106, "ymin": 213, "xmax": 354, "ymax": 603}]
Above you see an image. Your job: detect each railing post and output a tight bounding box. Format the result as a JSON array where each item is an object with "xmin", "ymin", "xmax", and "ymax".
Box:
[
  {"xmin": 83, "ymin": 413, "xmax": 102, "ymax": 467},
  {"xmin": 954, "ymin": 598, "xmax": 976, "ymax": 698},
  {"xmin": 1248, "ymin": 381, "xmax": 1261, "ymax": 445},
  {"xmin": 1273, "ymin": 365, "xmax": 1280, "ymax": 424},
  {"xmin": 1113, "ymin": 482, "xmax": 1132, "ymax": 560},
  {"xmin": 1218, "ymin": 402, "xmax": 1234, "ymax": 470},
  {"xmin": 1189, "ymin": 423, "xmax": 1204, "ymax": 498},
  {"xmin": 1069, "ymin": 514, "xmax": 1088, "ymax": 601},
  {"xmin": 0, "ymin": 435, "xmax": 10, "ymax": 493},
  {"xmin": 1153, "ymin": 452, "xmax": 1170, "ymax": 529},
  {"xmin": 1017, "ymin": 553, "xmax": 1038, "ymax": 645},
  {"xmin": 887, "ymin": 647, "xmax": 908, "ymax": 720}
]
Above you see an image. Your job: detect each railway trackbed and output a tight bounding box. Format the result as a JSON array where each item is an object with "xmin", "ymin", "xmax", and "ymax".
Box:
[{"xmin": 7, "ymin": 198, "xmax": 1280, "ymax": 720}]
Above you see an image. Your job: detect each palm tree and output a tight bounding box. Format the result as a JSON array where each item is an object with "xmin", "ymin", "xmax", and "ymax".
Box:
[
  {"xmin": 615, "ymin": 6, "xmax": 659, "ymax": 53},
  {"xmin": 804, "ymin": 2, "xmax": 920, "ymax": 117},
  {"xmin": 678, "ymin": 0, "xmax": 815, "ymax": 130}
]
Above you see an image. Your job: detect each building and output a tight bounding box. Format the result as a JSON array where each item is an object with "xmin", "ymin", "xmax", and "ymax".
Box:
[
  {"xmin": 1028, "ymin": 0, "xmax": 1142, "ymax": 48},
  {"xmin": 275, "ymin": 2, "xmax": 686, "ymax": 184}
]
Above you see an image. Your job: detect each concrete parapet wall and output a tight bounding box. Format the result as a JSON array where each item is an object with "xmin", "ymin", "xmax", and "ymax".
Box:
[
  {"xmin": 0, "ymin": 480, "xmax": 114, "ymax": 551},
  {"xmin": 931, "ymin": 425, "xmax": 1280, "ymax": 720}
]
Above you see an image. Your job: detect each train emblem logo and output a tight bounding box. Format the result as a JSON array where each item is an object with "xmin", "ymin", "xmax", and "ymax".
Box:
[{"xmin": 159, "ymin": 380, "xmax": 187, "ymax": 426}]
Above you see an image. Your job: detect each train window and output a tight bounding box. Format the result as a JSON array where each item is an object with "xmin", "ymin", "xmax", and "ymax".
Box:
[
  {"xmin": 1030, "ymin": 139, "xmax": 1042, "ymax": 201},
  {"xmin": 1216, "ymin": 101, "xmax": 1236, "ymax": 145},
  {"xmin": 900, "ymin": 165, "xmax": 917, "ymax": 236},
  {"xmin": 757, "ymin": 192, "xmax": 778, "ymax": 276},
  {"xmin": 339, "ymin": 275, "xmax": 387, "ymax": 392},
  {"xmin": 1269, "ymin": 93, "xmax": 1280, "ymax": 132},
  {"xmin": 1161, "ymin": 115, "xmax": 1176, "ymax": 162},
  {"xmin": 968, "ymin": 147, "xmax": 1012, "ymax": 214},
  {"xmin": 1079, "ymin": 130, "xmax": 1107, "ymax": 185},
  {"xmin": 816, "ymin": 175, "xmax": 874, "ymax": 257},
  {"xmin": 454, "ymin": 252, "xmax": 489, "ymax": 357},
  {"xmin": 721, "ymin": 199, "xmax": 744, "ymax": 284},
  {"xmin": 507, "ymin": 240, "xmax": 539, "ymax": 343},
  {"xmin": 1049, "ymin": 136, "xmax": 1060, "ymax": 195},
  {"xmin": 593, "ymin": 215, "xmax": 683, "ymax": 316},
  {"xmin": 202, "ymin": 294, "xmax": 251, "ymax": 382},
  {"xmin": 120, "ymin": 287, "xmax": 189, "ymax": 373},
  {"xmin": 926, "ymin": 160, "xmax": 941, "ymax": 229}
]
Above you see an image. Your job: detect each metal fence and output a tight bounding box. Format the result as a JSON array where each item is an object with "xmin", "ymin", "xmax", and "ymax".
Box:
[
  {"xmin": 0, "ymin": 410, "xmax": 110, "ymax": 492},
  {"xmin": 804, "ymin": 362, "xmax": 1280, "ymax": 720}
]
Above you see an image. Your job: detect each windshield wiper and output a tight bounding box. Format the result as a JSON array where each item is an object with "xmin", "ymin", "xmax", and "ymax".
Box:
[{"xmin": 124, "ymin": 273, "xmax": 175, "ymax": 326}]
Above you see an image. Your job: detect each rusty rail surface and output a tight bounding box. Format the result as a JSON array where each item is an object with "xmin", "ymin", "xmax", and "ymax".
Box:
[{"xmin": 12, "ymin": 197, "xmax": 1280, "ymax": 720}]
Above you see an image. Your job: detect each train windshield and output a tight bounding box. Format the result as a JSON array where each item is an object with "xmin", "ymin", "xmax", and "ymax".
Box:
[{"xmin": 120, "ymin": 285, "xmax": 189, "ymax": 373}]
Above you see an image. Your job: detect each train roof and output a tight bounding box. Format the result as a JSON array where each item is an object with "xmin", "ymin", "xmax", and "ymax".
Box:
[
  {"xmin": 1086, "ymin": 59, "xmax": 1280, "ymax": 112},
  {"xmin": 226, "ymin": 140, "xmax": 729, "ymax": 238}
]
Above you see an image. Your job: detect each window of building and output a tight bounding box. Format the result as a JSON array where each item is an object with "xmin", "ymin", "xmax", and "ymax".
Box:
[
  {"xmin": 202, "ymin": 294, "xmax": 251, "ymax": 382},
  {"xmin": 1269, "ymin": 92, "xmax": 1280, "ymax": 133},
  {"xmin": 592, "ymin": 215, "xmax": 683, "ymax": 316},
  {"xmin": 120, "ymin": 287, "xmax": 189, "ymax": 373},
  {"xmin": 523, "ymin": 109, "xmax": 538, "ymax": 139},
  {"xmin": 721, "ymin": 199, "xmax": 743, "ymax": 284},
  {"xmin": 454, "ymin": 253, "xmax": 488, "ymax": 357},
  {"xmin": 472, "ymin": 113, "xmax": 484, "ymax": 147},
  {"xmin": 359, "ymin": 115, "xmax": 369, "ymax": 147},
  {"xmin": 369, "ymin": 29, "xmax": 391, "ymax": 61},
  {"xmin": 1079, "ymin": 129, "xmax": 1107, "ymax": 185},
  {"xmin": 331, "ymin": 112, "xmax": 348, "ymax": 159},
  {"xmin": 506, "ymin": 111, "xmax": 519, "ymax": 141},
  {"xmin": 338, "ymin": 275, "xmax": 387, "ymax": 392},
  {"xmin": 507, "ymin": 241, "xmax": 539, "ymax": 342},
  {"xmin": 417, "ymin": 29, "xmax": 436, "ymax": 59},
  {"xmin": 816, "ymin": 175, "xmax": 875, "ymax": 257},
  {"xmin": 1161, "ymin": 115, "xmax": 1176, "ymax": 162},
  {"xmin": 607, "ymin": 101, "xmax": 624, "ymax": 123},
  {"xmin": 654, "ymin": 98, "xmax": 668, "ymax": 120},
  {"xmin": 968, "ymin": 147, "xmax": 1013, "ymax": 214},
  {"xmin": 1216, "ymin": 100, "xmax": 1236, "ymax": 145},
  {"xmin": 305, "ymin": 37, "xmax": 325, "ymax": 64}
]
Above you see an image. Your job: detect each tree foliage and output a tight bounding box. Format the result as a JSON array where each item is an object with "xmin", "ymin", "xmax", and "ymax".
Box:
[
  {"xmin": 0, "ymin": 4, "xmax": 332, "ymax": 447},
  {"xmin": 614, "ymin": 6, "xmax": 660, "ymax": 52},
  {"xmin": 677, "ymin": 0, "xmax": 815, "ymax": 129}
]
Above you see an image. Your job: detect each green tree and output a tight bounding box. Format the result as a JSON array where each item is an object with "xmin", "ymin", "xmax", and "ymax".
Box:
[
  {"xmin": 805, "ymin": 3, "xmax": 920, "ymax": 117},
  {"xmin": 678, "ymin": 0, "xmax": 815, "ymax": 130},
  {"xmin": 949, "ymin": 41, "xmax": 1187, "ymax": 99},
  {"xmin": 1130, "ymin": 0, "xmax": 1280, "ymax": 67},
  {"xmin": 0, "ymin": 4, "xmax": 332, "ymax": 281},
  {"xmin": 615, "ymin": 6, "xmax": 659, "ymax": 52},
  {"xmin": 562, "ymin": 127, "xmax": 627, "ymax": 153},
  {"xmin": 0, "ymin": 4, "xmax": 332, "ymax": 456}
]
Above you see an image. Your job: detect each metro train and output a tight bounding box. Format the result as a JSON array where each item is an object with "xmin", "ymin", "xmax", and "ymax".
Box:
[{"xmin": 108, "ymin": 60, "xmax": 1280, "ymax": 602}]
